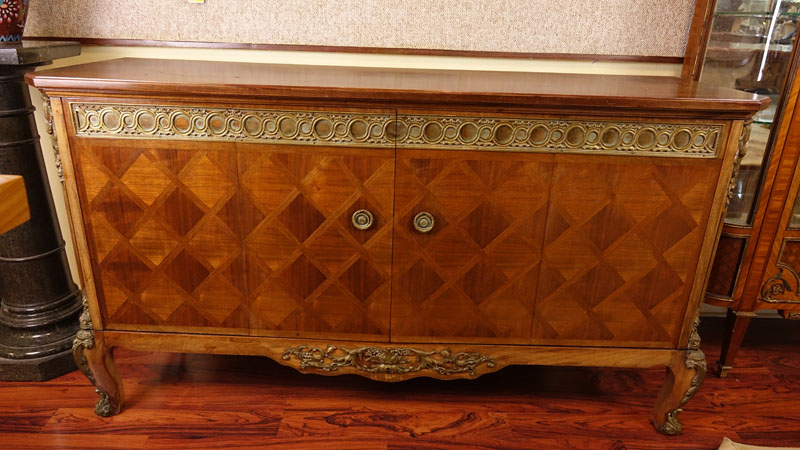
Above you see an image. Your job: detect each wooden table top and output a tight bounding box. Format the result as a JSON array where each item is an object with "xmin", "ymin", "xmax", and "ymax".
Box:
[
  {"xmin": 0, "ymin": 175, "xmax": 29, "ymax": 235},
  {"xmin": 26, "ymin": 58, "xmax": 768, "ymax": 118}
]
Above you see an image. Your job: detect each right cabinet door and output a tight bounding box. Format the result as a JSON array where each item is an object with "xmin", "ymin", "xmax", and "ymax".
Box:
[
  {"xmin": 390, "ymin": 149, "xmax": 553, "ymax": 344},
  {"xmin": 532, "ymin": 155, "xmax": 720, "ymax": 348}
]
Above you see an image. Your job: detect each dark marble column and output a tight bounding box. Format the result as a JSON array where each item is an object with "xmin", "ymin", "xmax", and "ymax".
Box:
[{"xmin": 0, "ymin": 41, "xmax": 82, "ymax": 381}]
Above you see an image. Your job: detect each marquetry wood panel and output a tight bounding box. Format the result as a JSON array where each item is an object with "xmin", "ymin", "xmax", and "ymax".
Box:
[
  {"xmin": 532, "ymin": 157, "xmax": 720, "ymax": 348},
  {"xmin": 390, "ymin": 150, "xmax": 553, "ymax": 343},
  {"xmin": 706, "ymin": 235, "xmax": 747, "ymax": 299},
  {"xmin": 70, "ymin": 139, "xmax": 249, "ymax": 333},
  {"xmin": 238, "ymin": 144, "xmax": 394, "ymax": 340}
]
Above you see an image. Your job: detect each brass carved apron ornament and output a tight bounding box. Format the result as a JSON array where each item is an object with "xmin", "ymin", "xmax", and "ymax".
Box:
[{"xmin": 282, "ymin": 344, "xmax": 496, "ymax": 376}]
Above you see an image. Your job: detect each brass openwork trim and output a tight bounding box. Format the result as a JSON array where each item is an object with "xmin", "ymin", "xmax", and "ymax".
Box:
[
  {"xmin": 70, "ymin": 103, "xmax": 722, "ymax": 157},
  {"xmin": 282, "ymin": 344, "xmax": 496, "ymax": 376},
  {"xmin": 395, "ymin": 115, "xmax": 720, "ymax": 156},
  {"xmin": 72, "ymin": 104, "xmax": 395, "ymax": 147}
]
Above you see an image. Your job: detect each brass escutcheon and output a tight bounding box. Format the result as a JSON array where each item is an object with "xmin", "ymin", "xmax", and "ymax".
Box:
[
  {"xmin": 413, "ymin": 212, "xmax": 435, "ymax": 233},
  {"xmin": 351, "ymin": 209, "xmax": 374, "ymax": 231}
]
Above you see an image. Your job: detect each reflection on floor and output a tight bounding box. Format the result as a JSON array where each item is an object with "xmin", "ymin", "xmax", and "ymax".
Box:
[{"xmin": 0, "ymin": 318, "xmax": 798, "ymax": 449}]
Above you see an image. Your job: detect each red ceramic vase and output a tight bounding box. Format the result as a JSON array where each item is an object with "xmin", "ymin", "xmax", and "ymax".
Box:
[{"xmin": 0, "ymin": 0, "xmax": 29, "ymax": 42}]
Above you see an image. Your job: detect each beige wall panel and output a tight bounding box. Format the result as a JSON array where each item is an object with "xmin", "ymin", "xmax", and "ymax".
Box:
[{"xmin": 25, "ymin": 0, "xmax": 695, "ymax": 57}]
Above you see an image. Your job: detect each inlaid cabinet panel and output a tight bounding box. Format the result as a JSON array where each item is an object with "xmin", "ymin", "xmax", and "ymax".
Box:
[
  {"xmin": 69, "ymin": 139, "xmax": 249, "ymax": 334},
  {"xmin": 238, "ymin": 143, "xmax": 395, "ymax": 340},
  {"xmin": 706, "ymin": 234, "xmax": 748, "ymax": 300},
  {"xmin": 390, "ymin": 149, "xmax": 553, "ymax": 344},
  {"xmin": 532, "ymin": 157, "xmax": 720, "ymax": 348}
]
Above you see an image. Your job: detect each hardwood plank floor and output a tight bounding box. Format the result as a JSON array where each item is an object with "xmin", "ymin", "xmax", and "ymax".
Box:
[{"xmin": 0, "ymin": 318, "xmax": 798, "ymax": 449}]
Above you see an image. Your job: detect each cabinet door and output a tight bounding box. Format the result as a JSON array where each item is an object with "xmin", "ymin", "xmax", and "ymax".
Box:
[
  {"xmin": 532, "ymin": 156, "xmax": 719, "ymax": 348},
  {"xmin": 71, "ymin": 139, "xmax": 248, "ymax": 334},
  {"xmin": 391, "ymin": 150, "xmax": 553, "ymax": 344},
  {"xmin": 239, "ymin": 144, "xmax": 394, "ymax": 340}
]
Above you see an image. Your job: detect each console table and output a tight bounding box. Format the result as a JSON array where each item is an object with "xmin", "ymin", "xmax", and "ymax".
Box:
[{"xmin": 26, "ymin": 58, "xmax": 766, "ymax": 434}]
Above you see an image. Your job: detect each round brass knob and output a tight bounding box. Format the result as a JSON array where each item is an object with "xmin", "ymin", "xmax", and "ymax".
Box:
[
  {"xmin": 413, "ymin": 212, "xmax": 435, "ymax": 233},
  {"xmin": 351, "ymin": 209, "xmax": 374, "ymax": 231}
]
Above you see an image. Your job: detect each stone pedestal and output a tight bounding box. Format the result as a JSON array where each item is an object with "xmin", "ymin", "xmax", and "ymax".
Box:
[{"xmin": 0, "ymin": 41, "xmax": 82, "ymax": 381}]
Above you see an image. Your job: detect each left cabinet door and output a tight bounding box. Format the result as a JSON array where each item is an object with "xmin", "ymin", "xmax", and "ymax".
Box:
[
  {"xmin": 70, "ymin": 139, "xmax": 249, "ymax": 334},
  {"xmin": 239, "ymin": 143, "xmax": 395, "ymax": 341}
]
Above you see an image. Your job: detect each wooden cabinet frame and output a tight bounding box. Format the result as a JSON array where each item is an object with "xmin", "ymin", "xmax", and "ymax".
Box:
[{"xmin": 29, "ymin": 59, "xmax": 764, "ymax": 434}]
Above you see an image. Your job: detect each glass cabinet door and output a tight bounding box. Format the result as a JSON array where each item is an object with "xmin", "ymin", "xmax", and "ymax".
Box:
[{"xmin": 700, "ymin": 0, "xmax": 799, "ymax": 225}]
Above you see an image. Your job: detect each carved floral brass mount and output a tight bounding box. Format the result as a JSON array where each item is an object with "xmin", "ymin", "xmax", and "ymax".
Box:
[{"xmin": 282, "ymin": 344, "xmax": 496, "ymax": 376}]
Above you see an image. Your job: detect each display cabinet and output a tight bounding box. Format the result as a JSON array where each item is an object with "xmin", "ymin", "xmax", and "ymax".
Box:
[{"xmin": 688, "ymin": 0, "xmax": 800, "ymax": 376}]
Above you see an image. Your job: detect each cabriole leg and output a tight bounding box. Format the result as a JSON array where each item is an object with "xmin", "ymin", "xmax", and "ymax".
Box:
[
  {"xmin": 72, "ymin": 301, "xmax": 123, "ymax": 416},
  {"xmin": 653, "ymin": 317, "xmax": 706, "ymax": 435},
  {"xmin": 652, "ymin": 349, "xmax": 707, "ymax": 435}
]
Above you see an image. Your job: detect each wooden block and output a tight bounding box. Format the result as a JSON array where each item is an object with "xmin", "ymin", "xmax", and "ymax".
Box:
[{"xmin": 0, "ymin": 175, "xmax": 29, "ymax": 235}]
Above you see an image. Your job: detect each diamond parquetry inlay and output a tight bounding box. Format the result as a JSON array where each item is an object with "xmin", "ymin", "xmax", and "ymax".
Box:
[
  {"xmin": 532, "ymin": 161, "xmax": 716, "ymax": 346},
  {"xmin": 72, "ymin": 119, "xmax": 722, "ymax": 347},
  {"xmin": 391, "ymin": 153, "xmax": 552, "ymax": 343},
  {"xmin": 240, "ymin": 145, "xmax": 395, "ymax": 338},
  {"xmin": 74, "ymin": 142, "xmax": 248, "ymax": 331}
]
